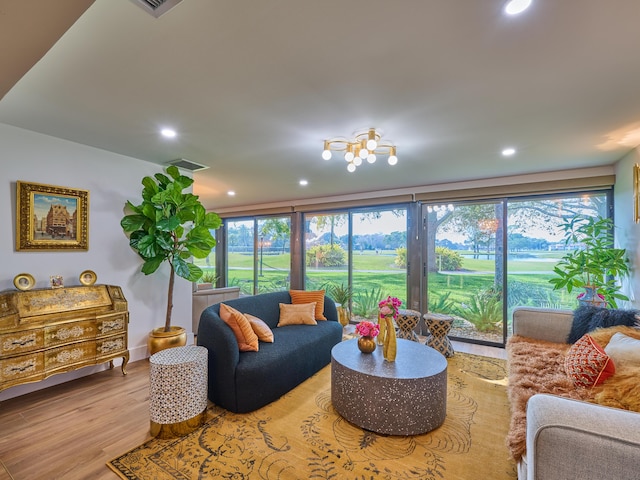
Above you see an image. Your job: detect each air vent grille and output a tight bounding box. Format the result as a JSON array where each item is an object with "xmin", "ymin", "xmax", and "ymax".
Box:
[
  {"xmin": 130, "ymin": 0, "xmax": 183, "ymax": 18},
  {"xmin": 168, "ymin": 159, "xmax": 209, "ymax": 172}
]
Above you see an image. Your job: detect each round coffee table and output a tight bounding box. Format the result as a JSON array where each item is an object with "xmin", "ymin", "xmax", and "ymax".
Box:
[{"xmin": 331, "ymin": 338, "xmax": 447, "ymax": 435}]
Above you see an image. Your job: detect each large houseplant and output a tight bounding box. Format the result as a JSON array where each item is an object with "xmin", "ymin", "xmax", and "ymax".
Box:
[
  {"xmin": 549, "ymin": 214, "xmax": 630, "ymax": 308},
  {"xmin": 121, "ymin": 165, "xmax": 221, "ymax": 352}
]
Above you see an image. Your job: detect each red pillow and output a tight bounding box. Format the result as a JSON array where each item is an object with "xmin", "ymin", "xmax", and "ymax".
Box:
[{"xmin": 565, "ymin": 334, "xmax": 615, "ymax": 389}]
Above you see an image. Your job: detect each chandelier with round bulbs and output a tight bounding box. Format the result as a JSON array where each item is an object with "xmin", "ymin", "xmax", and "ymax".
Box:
[{"xmin": 322, "ymin": 128, "xmax": 398, "ymax": 172}]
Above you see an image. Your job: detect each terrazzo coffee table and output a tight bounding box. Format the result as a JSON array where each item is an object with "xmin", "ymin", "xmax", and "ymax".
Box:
[{"xmin": 331, "ymin": 338, "xmax": 447, "ymax": 435}]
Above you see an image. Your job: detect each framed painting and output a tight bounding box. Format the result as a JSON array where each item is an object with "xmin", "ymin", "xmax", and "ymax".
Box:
[
  {"xmin": 635, "ymin": 164, "xmax": 640, "ymax": 224},
  {"xmin": 16, "ymin": 181, "xmax": 89, "ymax": 251}
]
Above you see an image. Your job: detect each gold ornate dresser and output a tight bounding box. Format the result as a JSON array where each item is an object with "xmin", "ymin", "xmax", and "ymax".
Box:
[{"xmin": 0, "ymin": 285, "xmax": 129, "ymax": 393}]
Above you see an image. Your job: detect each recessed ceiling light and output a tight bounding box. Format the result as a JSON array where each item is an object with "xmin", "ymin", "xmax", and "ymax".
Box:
[
  {"xmin": 160, "ymin": 128, "xmax": 177, "ymax": 138},
  {"xmin": 502, "ymin": 147, "xmax": 517, "ymax": 157},
  {"xmin": 504, "ymin": 0, "xmax": 532, "ymax": 16},
  {"xmin": 227, "ymin": 190, "xmax": 235, "ymax": 196},
  {"xmin": 299, "ymin": 180, "xmax": 308, "ymax": 186}
]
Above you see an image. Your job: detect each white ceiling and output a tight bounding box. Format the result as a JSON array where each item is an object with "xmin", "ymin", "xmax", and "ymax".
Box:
[{"xmin": 2, "ymin": 0, "xmax": 640, "ymax": 211}]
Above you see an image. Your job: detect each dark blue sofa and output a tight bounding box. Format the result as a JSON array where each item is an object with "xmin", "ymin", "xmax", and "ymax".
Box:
[{"xmin": 197, "ymin": 291, "xmax": 343, "ymax": 413}]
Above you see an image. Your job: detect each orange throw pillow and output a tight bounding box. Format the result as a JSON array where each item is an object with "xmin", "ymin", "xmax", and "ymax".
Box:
[
  {"xmin": 565, "ymin": 334, "xmax": 615, "ymax": 389},
  {"xmin": 246, "ymin": 314, "xmax": 274, "ymax": 343},
  {"xmin": 219, "ymin": 303, "xmax": 259, "ymax": 352},
  {"xmin": 277, "ymin": 303, "xmax": 317, "ymax": 326},
  {"xmin": 290, "ymin": 289, "xmax": 326, "ymax": 320}
]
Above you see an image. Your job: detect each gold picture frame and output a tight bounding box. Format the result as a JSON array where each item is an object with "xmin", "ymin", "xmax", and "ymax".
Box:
[
  {"xmin": 16, "ymin": 181, "xmax": 89, "ymax": 251},
  {"xmin": 79, "ymin": 270, "xmax": 97, "ymax": 286},
  {"xmin": 635, "ymin": 163, "xmax": 640, "ymax": 224},
  {"xmin": 13, "ymin": 273, "xmax": 35, "ymax": 291}
]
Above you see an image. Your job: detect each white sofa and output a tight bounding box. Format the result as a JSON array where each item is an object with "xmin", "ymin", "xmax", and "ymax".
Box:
[
  {"xmin": 192, "ymin": 286, "xmax": 240, "ymax": 333},
  {"xmin": 511, "ymin": 307, "xmax": 640, "ymax": 480}
]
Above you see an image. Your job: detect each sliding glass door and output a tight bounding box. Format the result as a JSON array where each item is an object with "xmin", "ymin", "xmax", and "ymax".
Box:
[{"xmin": 424, "ymin": 202, "xmax": 505, "ymax": 345}]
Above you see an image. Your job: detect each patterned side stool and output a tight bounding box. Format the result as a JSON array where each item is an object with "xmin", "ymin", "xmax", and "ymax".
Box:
[
  {"xmin": 395, "ymin": 309, "xmax": 421, "ymax": 341},
  {"xmin": 423, "ymin": 313, "xmax": 455, "ymax": 357},
  {"xmin": 149, "ymin": 345, "xmax": 208, "ymax": 438}
]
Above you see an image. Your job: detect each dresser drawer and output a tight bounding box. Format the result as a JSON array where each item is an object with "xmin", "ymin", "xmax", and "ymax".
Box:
[
  {"xmin": 0, "ymin": 329, "xmax": 44, "ymax": 356},
  {"xmin": 96, "ymin": 313, "xmax": 127, "ymax": 337},
  {"xmin": 0, "ymin": 352, "xmax": 44, "ymax": 382},
  {"xmin": 45, "ymin": 320, "xmax": 96, "ymax": 347},
  {"xmin": 45, "ymin": 341, "xmax": 96, "ymax": 371},
  {"xmin": 96, "ymin": 334, "xmax": 127, "ymax": 359}
]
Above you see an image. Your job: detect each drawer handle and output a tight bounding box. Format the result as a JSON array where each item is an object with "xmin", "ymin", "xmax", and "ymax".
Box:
[
  {"xmin": 4, "ymin": 334, "xmax": 37, "ymax": 351},
  {"xmin": 99, "ymin": 339, "xmax": 124, "ymax": 354},
  {"xmin": 100, "ymin": 320, "xmax": 123, "ymax": 333},
  {"xmin": 11, "ymin": 362, "xmax": 35, "ymax": 373}
]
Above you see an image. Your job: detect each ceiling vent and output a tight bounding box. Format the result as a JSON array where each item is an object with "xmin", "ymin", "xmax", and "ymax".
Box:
[
  {"xmin": 130, "ymin": 0, "xmax": 183, "ymax": 18},
  {"xmin": 167, "ymin": 158, "xmax": 209, "ymax": 172}
]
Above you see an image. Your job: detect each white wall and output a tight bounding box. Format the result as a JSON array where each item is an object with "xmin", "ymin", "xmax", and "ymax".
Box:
[
  {"xmin": 0, "ymin": 123, "xmax": 193, "ymax": 400},
  {"xmin": 614, "ymin": 147, "xmax": 640, "ymax": 308}
]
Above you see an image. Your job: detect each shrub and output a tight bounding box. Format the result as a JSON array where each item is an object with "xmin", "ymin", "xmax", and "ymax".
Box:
[
  {"xmin": 456, "ymin": 289, "xmax": 503, "ymax": 333},
  {"xmin": 435, "ymin": 247, "xmax": 463, "ymax": 271},
  {"xmin": 353, "ymin": 287, "xmax": 386, "ymax": 318},
  {"xmin": 394, "ymin": 247, "xmax": 406, "ymax": 268},
  {"xmin": 306, "ymin": 245, "xmax": 347, "ymax": 267},
  {"xmin": 427, "ymin": 291, "xmax": 457, "ymax": 315}
]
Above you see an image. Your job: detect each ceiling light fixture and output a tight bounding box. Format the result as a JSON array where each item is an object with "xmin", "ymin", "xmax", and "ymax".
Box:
[
  {"xmin": 299, "ymin": 179, "xmax": 308, "ymax": 186},
  {"xmin": 504, "ymin": 0, "xmax": 532, "ymax": 15},
  {"xmin": 502, "ymin": 147, "xmax": 517, "ymax": 156},
  {"xmin": 322, "ymin": 128, "xmax": 398, "ymax": 172},
  {"xmin": 161, "ymin": 128, "xmax": 177, "ymax": 138}
]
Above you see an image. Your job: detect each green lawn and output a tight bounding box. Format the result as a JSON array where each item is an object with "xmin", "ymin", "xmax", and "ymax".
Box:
[{"xmin": 199, "ymin": 249, "xmax": 578, "ymax": 323}]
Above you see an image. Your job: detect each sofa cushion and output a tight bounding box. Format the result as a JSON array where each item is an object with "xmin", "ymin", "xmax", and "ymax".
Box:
[
  {"xmin": 565, "ymin": 334, "xmax": 615, "ymax": 389},
  {"xmin": 277, "ymin": 302, "xmax": 317, "ymax": 326},
  {"xmin": 290, "ymin": 289, "xmax": 327, "ymax": 320},
  {"xmin": 246, "ymin": 314, "xmax": 274, "ymax": 343},
  {"xmin": 220, "ymin": 303, "xmax": 259, "ymax": 352},
  {"xmin": 567, "ymin": 306, "xmax": 639, "ymax": 343},
  {"xmin": 604, "ymin": 332, "xmax": 640, "ymax": 366}
]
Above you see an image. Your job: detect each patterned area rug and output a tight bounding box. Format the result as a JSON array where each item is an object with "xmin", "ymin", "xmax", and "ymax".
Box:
[{"xmin": 108, "ymin": 352, "xmax": 516, "ymax": 480}]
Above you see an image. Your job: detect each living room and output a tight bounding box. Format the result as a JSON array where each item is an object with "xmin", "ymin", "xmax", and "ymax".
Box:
[{"xmin": 1, "ymin": 1, "xmax": 640, "ymax": 479}]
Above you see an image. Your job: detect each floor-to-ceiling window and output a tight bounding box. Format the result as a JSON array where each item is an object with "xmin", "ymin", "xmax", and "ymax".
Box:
[
  {"xmin": 423, "ymin": 191, "xmax": 610, "ymax": 346},
  {"xmin": 227, "ymin": 219, "xmax": 255, "ymax": 295},
  {"xmin": 225, "ymin": 216, "xmax": 292, "ymax": 295},
  {"xmin": 303, "ymin": 207, "xmax": 408, "ymax": 321},
  {"xmin": 217, "ymin": 188, "xmax": 612, "ymax": 347},
  {"xmin": 505, "ymin": 192, "xmax": 609, "ymax": 313},
  {"xmin": 424, "ymin": 202, "xmax": 505, "ymax": 344},
  {"xmin": 351, "ymin": 208, "xmax": 407, "ymax": 319}
]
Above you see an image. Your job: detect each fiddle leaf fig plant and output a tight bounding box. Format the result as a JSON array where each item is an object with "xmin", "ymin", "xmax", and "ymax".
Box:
[
  {"xmin": 549, "ymin": 214, "xmax": 630, "ymax": 308},
  {"xmin": 121, "ymin": 165, "xmax": 222, "ymax": 331}
]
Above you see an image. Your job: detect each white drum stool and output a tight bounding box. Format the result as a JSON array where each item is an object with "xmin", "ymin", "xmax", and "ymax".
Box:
[{"xmin": 149, "ymin": 345, "xmax": 208, "ymax": 438}]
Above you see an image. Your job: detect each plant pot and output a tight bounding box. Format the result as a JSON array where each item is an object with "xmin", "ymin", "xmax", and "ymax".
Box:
[
  {"xmin": 148, "ymin": 326, "xmax": 187, "ymax": 356},
  {"xmin": 577, "ymin": 286, "xmax": 607, "ymax": 308}
]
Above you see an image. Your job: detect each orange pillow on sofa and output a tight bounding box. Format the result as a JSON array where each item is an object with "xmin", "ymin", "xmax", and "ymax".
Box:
[
  {"xmin": 246, "ymin": 314, "xmax": 274, "ymax": 343},
  {"xmin": 290, "ymin": 289, "xmax": 326, "ymax": 320},
  {"xmin": 220, "ymin": 303, "xmax": 259, "ymax": 352}
]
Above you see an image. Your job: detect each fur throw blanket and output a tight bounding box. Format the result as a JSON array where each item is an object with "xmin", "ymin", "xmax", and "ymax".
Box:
[{"xmin": 506, "ymin": 325, "xmax": 640, "ymax": 462}]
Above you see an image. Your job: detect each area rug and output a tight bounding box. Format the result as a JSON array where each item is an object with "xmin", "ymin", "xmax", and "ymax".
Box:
[{"xmin": 108, "ymin": 352, "xmax": 516, "ymax": 480}]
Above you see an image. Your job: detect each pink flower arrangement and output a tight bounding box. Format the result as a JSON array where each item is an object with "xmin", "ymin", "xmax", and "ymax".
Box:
[
  {"xmin": 355, "ymin": 321, "xmax": 380, "ymax": 338},
  {"xmin": 378, "ymin": 296, "xmax": 402, "ymax": 319}
]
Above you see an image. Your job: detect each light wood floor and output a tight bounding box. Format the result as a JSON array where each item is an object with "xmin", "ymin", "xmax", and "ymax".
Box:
[{"xmin": 0, "ymin": 341, "xmax": 504, "ymax": 480}]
